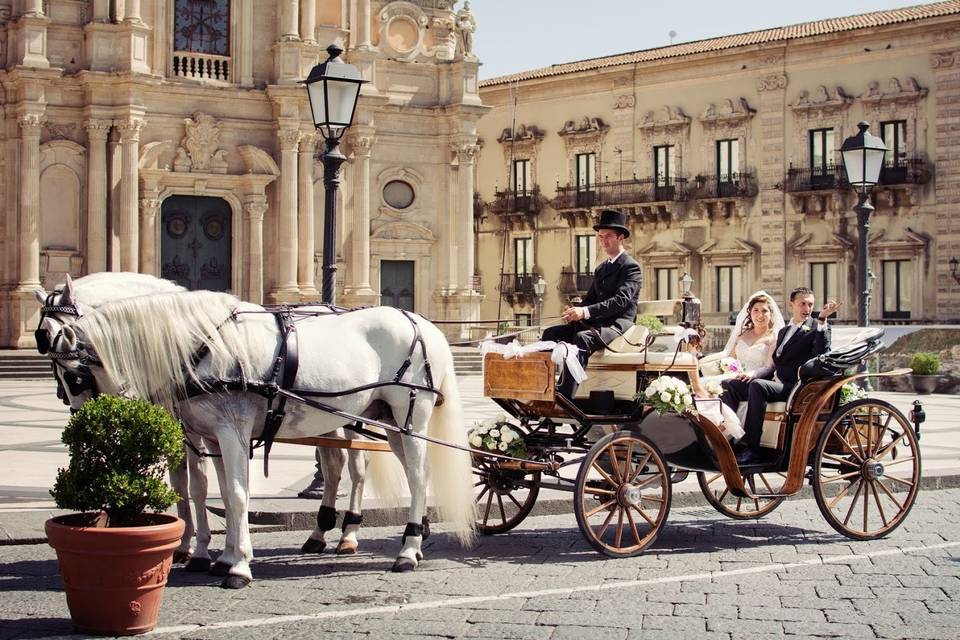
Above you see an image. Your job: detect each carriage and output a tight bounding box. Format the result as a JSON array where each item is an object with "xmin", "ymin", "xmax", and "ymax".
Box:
[{"xmin": 473, "ymin": 297, "xmax": 925, "ymax": 557}]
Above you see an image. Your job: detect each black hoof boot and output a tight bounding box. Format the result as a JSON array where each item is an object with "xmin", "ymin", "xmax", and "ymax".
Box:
[
  {"xmin": 184, "ymin": 557, "xmax": 212, "ymax": 573},
  {"xmin": 209, "ymin": 561, "xmax": 231, "ymax": 577},
  {"xmin": 421, "ymin": 516, "xmax": 431, "ymax": 541},
  {"xmin": 172, "ymin": 550, "xmax": 191, "ymax": 564},
  {"xmin": 391, "ymin": 557, "xmax": 417, "ymax": 573},
  {"xmin": 220, "ymin": 574, "xmax": 252, "ymax": 589},
  {"xmin": 301, "ymin": 537, "xmax": 327, "ymax": 554}
]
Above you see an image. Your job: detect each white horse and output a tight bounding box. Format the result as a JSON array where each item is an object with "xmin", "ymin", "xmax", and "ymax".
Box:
[
  {"xmin": 54, "ymin": 289, "xmax": 475, "ymax": 587},
  {"xmin": 33, "ymin": 273, "xmax": 213, "ymax": 568}
]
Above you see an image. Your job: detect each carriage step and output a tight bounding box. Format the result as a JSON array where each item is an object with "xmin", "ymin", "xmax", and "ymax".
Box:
[{"xmin": 0, "ymin": 351, "xmax": 50, "ymax": 379}]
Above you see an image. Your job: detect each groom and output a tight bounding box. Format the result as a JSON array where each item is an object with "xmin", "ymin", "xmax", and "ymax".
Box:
[{"xmin": 720, "ymin": 287, "xmax": 839, "ymax": 464}]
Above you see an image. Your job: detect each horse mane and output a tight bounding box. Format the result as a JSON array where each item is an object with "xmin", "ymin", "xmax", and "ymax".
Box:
[
  {"xmin": 69, "ymin": 272, "xmax": 184, "ymax": 307},
  {"xmin": 75, "ymin": 290, "xmax": 253, "ymax": 411}
]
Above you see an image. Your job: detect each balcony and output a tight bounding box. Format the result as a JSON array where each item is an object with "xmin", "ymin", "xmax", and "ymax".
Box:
[
  {"xmin": 488, "ymin": 188, "xmax": 542, "ymax": 228},
  {"xmin": 499, "ymin": 273, "xmax": 537, "ymax": 305},
  {"xmin": 559, "ymin": 267, "xmax": 593, "ymax": 302},
  {"xmin": 879, "ymin": 158, "xmax": 930, "ymax": 186},
  {"xmin": 172, "ymin": 52, "xmax": 232, "ymax": 83},
  {"xmin": 688, "ymin": 172, "xmax": 758, "ymax": 199},
  {"xmin": 784, "ymin": 165, "xmax": 848, "ymax": 192}
]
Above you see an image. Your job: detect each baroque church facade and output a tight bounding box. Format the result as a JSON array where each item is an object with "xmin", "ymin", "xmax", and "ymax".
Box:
[
  {"xmin": 474, "ymin": 2, "xmax": 960, "ymax": 328},
  {"xmin": 0, "ymin": 0, "xmax": 484, "ymax": 347}
]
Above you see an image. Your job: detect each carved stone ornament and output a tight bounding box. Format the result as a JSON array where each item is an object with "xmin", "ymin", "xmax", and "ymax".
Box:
[
  {"xmin": 860, "ymin": 77, "xmax": 927, "ymax": 108},
  {"xmin": 756, "ymin": 74, "xmax": 787, "ymax": 92},
  {"xmin": 44, "ymin": 122, "xmax": 80, "ymax": 144},
  {"xmin": 559, "ymin": 116, "xmax": 609, "ymax": 136},
  {"xmin": 379, "ymin": 1, "xmax": 428, "ymax": 61},
  {"xmin": 699, "ymin": 98, "xmax": 756, "ymax": 128},
  {"xmin": 790, "ymin": 85, "xmax": 852, "ymax": 117},
  {"xmin": 176, "ymin": 113, "xmax": 228, "ymax": 174},
  {"xmin": 930, "ymin": 50, "xmax": 959, "ymax": 69},
  {"xmin": 637, "ymin": 107, "xmax": 690, "ymax": 134},
  {"xmin": 497, "ymin": 124, "xmax": 545, "ymax": 144},
  {"xmin": 613, "ymin": 95, "xmax": 636, "ymax": 110}
]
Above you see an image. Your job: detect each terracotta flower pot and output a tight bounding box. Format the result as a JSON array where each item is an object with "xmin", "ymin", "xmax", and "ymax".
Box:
[{"xmin": 46, "ymin": 513, "xmax": 185, "ymax": 636}]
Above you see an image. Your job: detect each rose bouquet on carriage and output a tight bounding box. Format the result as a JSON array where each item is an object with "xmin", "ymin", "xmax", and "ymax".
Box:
[
  {"xmin": 634, "ymin": 375, "xmax": 697, "ymax": 416},
  {"xmin": 468, "ymin": 416, "xmax": 527, "ymax": 458}
]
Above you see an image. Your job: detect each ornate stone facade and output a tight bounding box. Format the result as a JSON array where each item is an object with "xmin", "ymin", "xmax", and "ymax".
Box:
[
  {"xmin": 0, "ymin": 0, "xmax": 487, "ymax": 347},
  {"xmin": 475, "ymin": 7, "xmax": 960, "ymax": 326}
]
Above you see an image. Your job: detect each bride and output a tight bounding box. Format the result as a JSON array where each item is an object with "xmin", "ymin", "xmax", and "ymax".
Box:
[{"xmin": 691, "ymin": 291, "xmax": 786, "ymax": 427}]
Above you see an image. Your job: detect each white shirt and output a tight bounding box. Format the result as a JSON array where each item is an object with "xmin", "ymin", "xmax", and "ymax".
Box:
[{"xmin": 581, "ymin": 251, "xmax": 624, "ymax": 320}]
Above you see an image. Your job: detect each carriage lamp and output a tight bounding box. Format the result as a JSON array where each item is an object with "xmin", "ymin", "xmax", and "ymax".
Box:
[
  {"xmin": 951, "ymin": 256, "xmax": 960, "ymax": 285},
  {"xmin": 533, "ymin": 276, "xmax": 546, "ymax": 326},
  {"xmin": 840, "ymin": 122, "xmax": 886, "ymax": 329},
  {"xmin": 909, "ymin": 399, "xmax": 925, "ymax": 441},
  {"xmin": 679, "ymin": 272, "xmax": 694, "ymax": 298},
  {"xmin": 304, "ymin": 44, "xmax": 368, "ymax": 304}
]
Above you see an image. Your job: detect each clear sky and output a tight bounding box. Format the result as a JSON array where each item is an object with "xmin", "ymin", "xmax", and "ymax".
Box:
[{"xmin": 470, "ymin": 0, "xmax": 943, "ymax": 80}]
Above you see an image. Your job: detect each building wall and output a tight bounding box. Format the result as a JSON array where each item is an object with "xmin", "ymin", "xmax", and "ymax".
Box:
[
  {"xmin": 475, "ymin": 12, "xmax": 960, "ymax": 328},
  {"xmin": 0, "ymin": 0, "xmax": 485, "ymax": 347}
]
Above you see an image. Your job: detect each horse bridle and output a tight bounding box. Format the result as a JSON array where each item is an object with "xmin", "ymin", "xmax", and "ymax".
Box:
[{"xmin": 35, "ymin": 290, "xmax": 100, "ymax": 400}]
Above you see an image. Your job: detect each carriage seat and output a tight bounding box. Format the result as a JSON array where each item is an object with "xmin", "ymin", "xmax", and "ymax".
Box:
[{"xmin": 586, "ymin": 325, "xmax": 699, "ymax": 369}]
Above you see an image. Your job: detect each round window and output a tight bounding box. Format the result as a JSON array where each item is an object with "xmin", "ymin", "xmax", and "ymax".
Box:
[{"xmin": 383, "ymin": 180, "xmax": 415, "ymax": 210}]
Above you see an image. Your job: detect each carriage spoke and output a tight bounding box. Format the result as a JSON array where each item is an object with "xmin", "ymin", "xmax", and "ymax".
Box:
[
  {"xmin": 873, "ymin": 436, "xmax": 902, "ymax": 462},
  {"xmin": 836, "ymin": 435, "xmax": 864, "ymax": 464},
  {"xmin": 482, "ymin": 489, "xmax": 494, "ymax": 524},
  {"xmin": 585, "ymin": 498, "xmax": 618, "ymax": 519},
  {"xmin": 624, "ymin": 507, "xmax": 643, "ymax": 547},
  {"xmin": 884, "ymin": 475, "xmax": 915, "ymax": 488},
  {"xmin": 864, "ymin": 407, "xmax": 874, "ymax": 458},
  {"xmin": 596, "ymin": 504, "xmax": 617, "ymax": 539},
  {"xmin": 506, "ymin": 492, "xmax": 523, "ymax": 509},
  {"xmin": 639, "ymin": 494, "xmax": 665, "ymax": 504},
  {"xmin": 870, "ymin": 481, "xmax": 888, "ymax": 528},
  {"xmin": 623, "ymin": 441, "xmax": 636, "ymax": 482},
  {"xmin": 850, "ymin": 424, "xmax": 868, "ymax": 461},
  {"xmin": 822, "ymin": 452, "xmax": 860, "ymax": 468},
  {"xmin": 704, "ymin": 473, "xmax": 722, "ymax": 487},
  {"xmin": 827, "ymin": 475, "xmax": 859, "ymax": 510},
  {"xmin": 758, "ymin": 473, "xmax": 776, "ymax": 494},
  {"xmin": 735, "ymin": 497, "xmax": 743, "ymax": 511},
  {"xmin": 582, "ymin": 485, "xmax": 615, "ymax": 496},
  {"xmin": 820, "ymin": 470, "xmax": 861, "ymax": 484},
  {"xmin": 862, "ymin": 478, "xmax": 870, "ymax": 532},
  {"xmin": 875, "ymin": 478, "xmax": 904, "ymax": 510},
  {"xmin": 883, "ymin": 456, "xmax": 916, "ymax": 468},
  {"xmin": 842, "ymin": 480, "xmax": 864, "ymax": 526},
  {"xmin": 631, "ymin": 504, "xmax": 657, "ymax": 528},
  {"xmin": 591, "ymin": 461, "xmax": 618, "ymax": 487},
  {"xmin": 633, "ymin": 473, "xmax": 662, "ymax": 491},
  {"xmin": 614, "ymin": 509, "xmax": 624, "ymax": 548},
  {"xmin": 496, "ymin": 493, "xmax": 507, "ymax": 525},
  {"xmin": 717, "ymin": 488, "xmax": 730, "ymax": 503},
  {"xmin": 628, "ymin": 452, "xmax": 651, "ymax": 484}
]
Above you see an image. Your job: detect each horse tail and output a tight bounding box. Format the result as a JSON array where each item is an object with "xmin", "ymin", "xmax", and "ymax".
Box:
[
  {"xmin": 426, "ymin": 343, "xmax": 477, "ymax": 547},
  {"xmin": 365, "ymin": 433, "xmax": 408, "ymax": 508}
]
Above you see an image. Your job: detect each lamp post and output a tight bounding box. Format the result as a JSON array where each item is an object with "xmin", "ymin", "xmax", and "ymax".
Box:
[
  {"xmin": 840, "ymin": 121, "xmax": 886, "ymax": 328},
  {"xmin": 304, "ymin": 44, "xmax": 367, "ymax": 304},
  {"xmin": 533, "ymin": 276, "xmax": 546, "ymax": 327}
]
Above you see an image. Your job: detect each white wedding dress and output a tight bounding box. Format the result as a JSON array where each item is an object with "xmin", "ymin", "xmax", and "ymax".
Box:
[{"xmin": 696, "ymin": 335, "xmax": 775, "ymax": 441}]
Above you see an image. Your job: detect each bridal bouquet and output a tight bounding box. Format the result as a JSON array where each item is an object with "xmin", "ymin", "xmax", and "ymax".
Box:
[
  {"xmin": 468, "ymin": 417, "xmax": 527, "ymax": 458},
  {"xmin": 718, "ymin": 357, "xmax": 742, "ymax": 374},
  {"xmin": 636, "ymin": 376, "xmax": 697, "ymax": 416},
  {"xmin": 839, "ymin": 382, "xmax": 868, "ymax": 405}
]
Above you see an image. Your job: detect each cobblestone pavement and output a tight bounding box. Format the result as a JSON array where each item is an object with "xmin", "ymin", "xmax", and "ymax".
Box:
[{"xmin": 2, "ymin": 488, "xmax": 958, "ymax": 640}]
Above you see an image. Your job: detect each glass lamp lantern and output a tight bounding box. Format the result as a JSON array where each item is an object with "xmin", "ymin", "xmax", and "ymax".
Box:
[
  {"xmin": 841, "ymin": 121, "xmax": 886, "ymax": 197},
  {"xmin": 304, "ymin": 44, "xmax": 367, "ymax": 141}
]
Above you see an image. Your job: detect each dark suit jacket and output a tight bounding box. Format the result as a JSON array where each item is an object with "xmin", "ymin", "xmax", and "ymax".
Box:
[
  {"xmin": 581, "ymin": 252, "xmax": 643, "ymax": 335},
  {"xmin": 754, "ymin": 317, "xmax": 831, "ymax": 387}
]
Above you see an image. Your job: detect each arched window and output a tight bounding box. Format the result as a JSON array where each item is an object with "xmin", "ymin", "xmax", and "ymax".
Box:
[{"xmin": 174, "ymin": 0, "xmax": 230, "ymax": 55}]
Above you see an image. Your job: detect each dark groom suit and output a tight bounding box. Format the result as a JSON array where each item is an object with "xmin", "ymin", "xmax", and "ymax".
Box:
[
  {"xmin": 542, "ymin": 252, "xmax": 642, "ymax": 398},
  {"xmin": 721, "ymin": 316, "xmax": 831, "ymax": 452}
]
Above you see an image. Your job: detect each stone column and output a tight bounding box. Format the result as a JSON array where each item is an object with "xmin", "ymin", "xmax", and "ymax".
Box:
[
  {"xmin": 280, "ymin": 0, "xmax": 299, "ymax": 40},
  {"xmin": 116, "ymin": 118, "xmax": 143, "ymax": 272},
  {"xmin": 18, "ymin": 113, "xmax": 44, "ymax": 288},
  {"xmin": 124, "ymin": 0, "xmax": 143, "ymax": 24},
  {"xmin": 23, "ymin": 0, "xmax": 44, "ymax": 16},
  {"xmin": 139, "ymin": 196, "xmax": 161, "ymax": 275},
  {"xmin": 357, "ymin": 0, "xmax": 372, "ymax": 48},
  {"xmin": 343, "ymin": 133, "xmax": 376, "ymax": 301},
  {"xmin": 244, "ymin": 199, "xmax": 267, "ymax": 304},
  {"xmin": 755, "ymin": 73, "xmax": 789, "ymax": 301},
  {"xmin": 84, "ymin": 119, "xmax": 110, "ymax": 274},
  {"xmin": 297, "ymin": 133, "xmax": 319, "ymax": 298},
  {"xmin": 455, "ymin": 141, "xmax": 479, "ymax": 292},
  {"xmin": 931, "ymin": 50, "xmax": 960, "ymax": 321},
  {"xmin": 299, "ymin": 0, "xmax": 316, "ymax": 43},
  {"xmin": 92, "ymin": 0, "xmax": 110, "ymax": 21},
  {"xmin": 273, "ymin": 128, "xmax": 301, "ymax": 300}
]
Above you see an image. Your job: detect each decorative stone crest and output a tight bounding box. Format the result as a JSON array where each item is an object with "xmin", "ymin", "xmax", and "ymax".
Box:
[
  {"xmin": 559, "ymin": 116, "xmax": 608, "ymax": 135},
  {"xmin": 930, "ymin": 51, "xmax": 959, "ymax": 69},
  {"xmin": 791, "ymin": 85, "xmax": 852, "ymax": 118},
  {"xmin": 176, "ymin": 113, "xmax": 228, "ymax": 173},
  {"xmin": 497, "ymin": 124, "xmax": 545, "ymax": 143},
  {"xmin": 44, "ymin": 121, "xmax": 81, "ymax": 144},
  {"xmin": 638, "ymin": 107, "xmax": 690, "ymax": 134},
  {"xmin": 613, "ymin": 95, "xmax": 636, "ymax": 110},
  {"xmin": 756, "ymin": 74, "xmax": 787, "ymax": 92},
  {"xmin": 699, "ymin": 98, "xmax": 756, "ymax": 128},
  {"xmin": 860, "ymin": 77, "xmax": 927, "ymax": 110}
]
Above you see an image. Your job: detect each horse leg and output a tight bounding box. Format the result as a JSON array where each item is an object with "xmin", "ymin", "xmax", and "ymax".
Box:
[
  {"xmin": 302, "ymin": 445, "xmax": 344, "ymax": 554},
  {"xmin": 209, "ymin": 430, "xmax": 254, "ymax": 589},
  {"xmin": 183, "ymin": 437, "xmax": 214, "ymax": 573},
  {"xmin": 392, "ymin": 402, "xmax": 432, "ymax": 572},
  {"xmin": 336, "ymin": 446, "xmax": 366, "ymax": 555},
  {"xmin": 169, "ymin": 452, "xmax": 194, "ymax": 564}
]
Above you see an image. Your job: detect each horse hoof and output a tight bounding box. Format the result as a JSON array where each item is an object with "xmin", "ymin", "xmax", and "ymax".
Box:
[
  {"xmin": 335, "ymin": 541, "xmax": 358, "ymax": 555},
  {"xmin": 172, "ymin": 550, "xmax": 191, "ymax": 564},
  {"xmin": 209, "ymin": 561, "xmax": 232, "ymax": 577},
  {"xmin": 301, "ymin": 538, "xmax": 327, "ymax": 554},
  {"xmin": 391, "ymin": 558, "xmax": 417, "ymax": 573},
  {"xmin": 184, "ymin": 557, "xmax": 212, "ymax": 573},
  {"xmin": 220, "ymin": 574, "xmax": 252, "ymax": 590}
]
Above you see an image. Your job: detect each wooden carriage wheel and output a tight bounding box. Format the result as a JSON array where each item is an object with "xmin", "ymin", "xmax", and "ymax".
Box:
[
  {"xmin": 812, "ymin": 398, "xmax": 921, "ymax": 540},
  {"xmin": 574, "ymin": 431, "xmax": 671, "ymax": 558},
  {"xmin": 696, "ymin": 470, "xmax": 787, "ymax": 520},
  {"xmin": 472, "ymin": 456, "xmax": 541, "ymax": 534}
]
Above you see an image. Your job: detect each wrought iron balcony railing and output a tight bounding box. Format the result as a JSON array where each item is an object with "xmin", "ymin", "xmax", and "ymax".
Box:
[
  {"xmin": 559, "ymin": 268, "xmax": 594, "ymax": 296},
  {"xmin": 499, "ymin": 273, "xmax": 537, "ymax": 304},
  {"xmin": 784, "ymin": 164, "xmax": 849, "ymax": 192},
  {"xmin": 879, "ymin": 158, "xmax": 930, "ymax": 186},
  {"xmin": 687, "ymin": 172, "xmax": 758, "ymax": 199},
  {"xmin": 489, "ymin": 187, "xmax": 543, "ymax": 215},
  {"xmin": 553, "ymin": 177, "xmax": 687, "ymax": 210}
]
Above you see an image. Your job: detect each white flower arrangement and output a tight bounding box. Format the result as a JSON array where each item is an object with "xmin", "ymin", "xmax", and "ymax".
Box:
[
  {"xmin": 468, "ymin": 416, "xmax": 527, "ymax": 458},
  {"xmin": 800, "ymin": 324, "xmax": 812, "ymax": 333},
  {"xmin": 718, "ymin": 357, "xmax": 742, "ymax": 374},
  {"xmin": 635, "ymin": 375, "xmax": 697, "ymax": 416},
  {"xmin": 838, "ymin": 382, "xmax": 868, "ymax": 405}
]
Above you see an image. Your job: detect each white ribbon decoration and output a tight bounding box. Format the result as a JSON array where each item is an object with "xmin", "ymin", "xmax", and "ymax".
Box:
[{"xmin": 479, "ymin": 339, "xmax": 587, "ymax": 384}]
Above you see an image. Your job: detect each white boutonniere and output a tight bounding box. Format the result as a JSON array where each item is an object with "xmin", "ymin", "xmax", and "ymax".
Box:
[{"xmin": 800, "ymin": 324, "xmax": 812, "ymax": 333}]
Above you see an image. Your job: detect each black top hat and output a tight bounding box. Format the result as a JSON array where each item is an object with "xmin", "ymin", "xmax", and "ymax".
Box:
[{"xmin": 593, "ymin": 209, "xmax": 630, "ymax": 238}]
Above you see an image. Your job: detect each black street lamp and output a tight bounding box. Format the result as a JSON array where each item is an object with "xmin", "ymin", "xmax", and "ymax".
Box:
[
  {"xmin": 304, "ymin": 44, "xmax": 367, "ymax": 304},
  {"xmin": 840, "ymin": 121, "xmax": 886, "ymax": 328}
]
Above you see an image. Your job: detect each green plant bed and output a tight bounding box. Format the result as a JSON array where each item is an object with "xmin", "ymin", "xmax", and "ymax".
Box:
[
  {"xmin": 887, "ymin": 329, "xmax": 959, "ymax": 355},
  {"xmin": 909, "ymin": 352, "xmax": 941, "ymax": 376}
]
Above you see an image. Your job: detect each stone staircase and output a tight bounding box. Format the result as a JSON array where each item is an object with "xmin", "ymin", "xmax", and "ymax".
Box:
[
  {"xmin": 0, "ymin": 351, "xmax": 51, "ymax": 380},
  {"xmin": 451, "ymin": 347, "xmax": 483, "ymax": 377}
]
